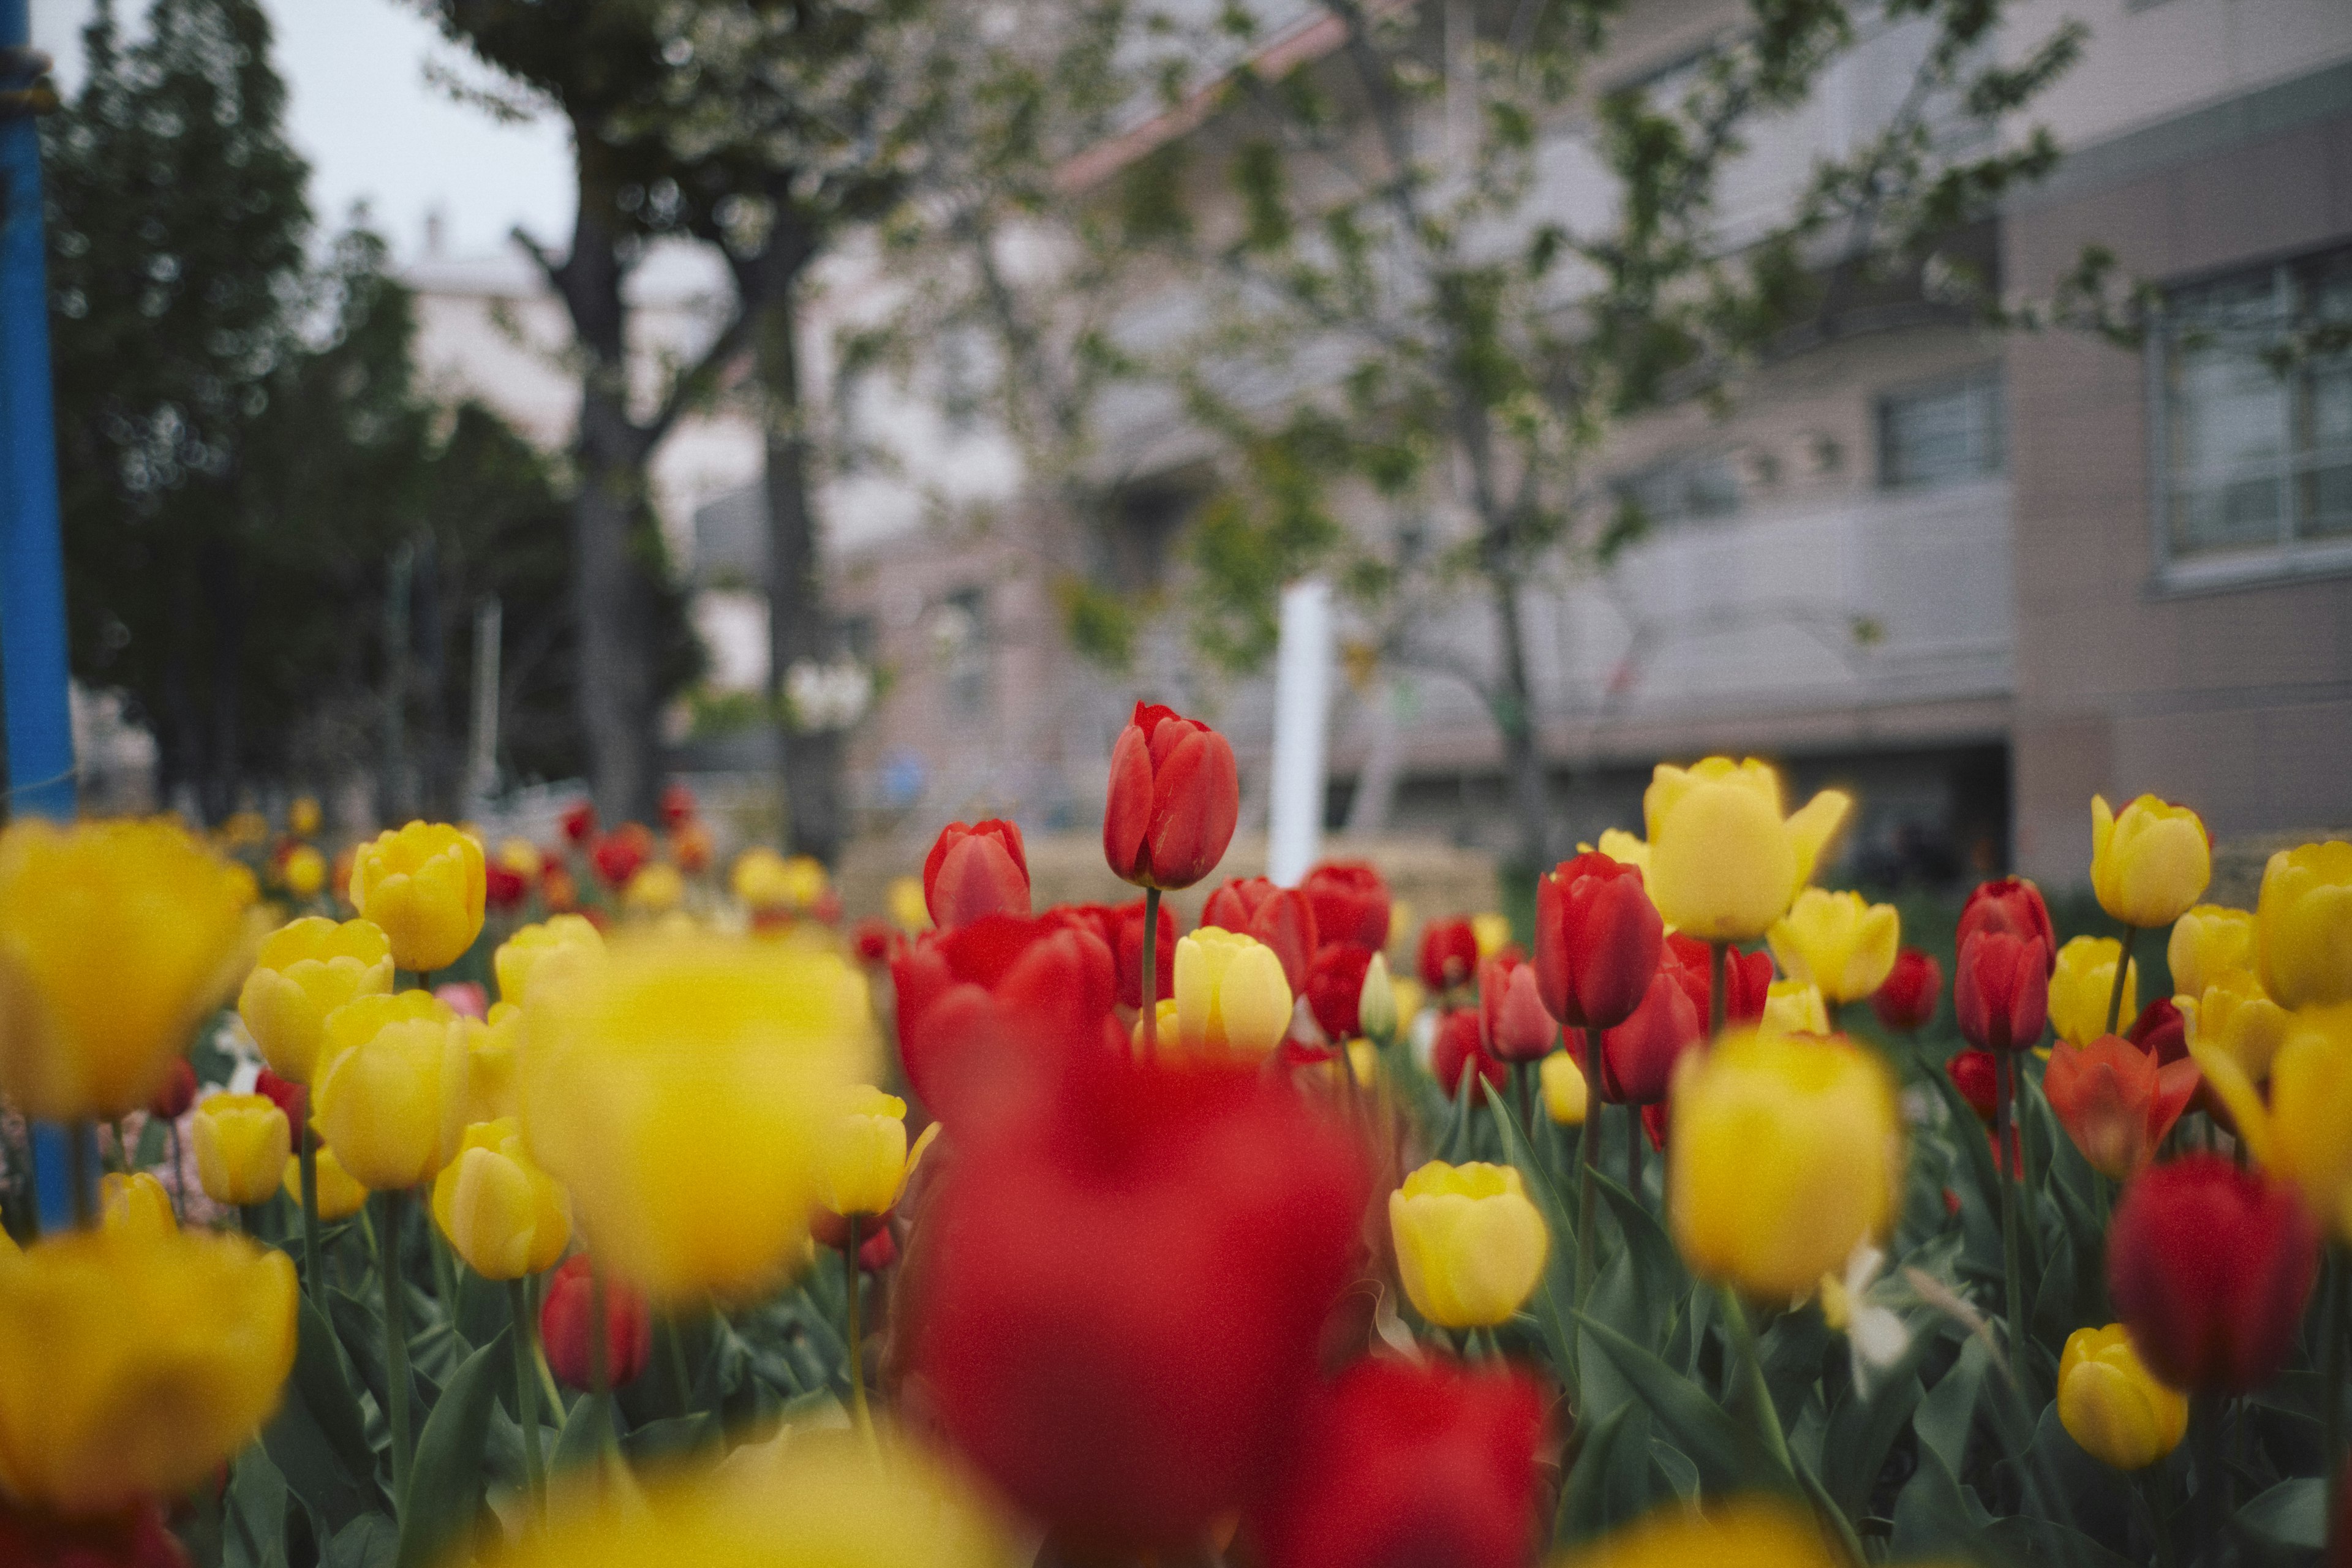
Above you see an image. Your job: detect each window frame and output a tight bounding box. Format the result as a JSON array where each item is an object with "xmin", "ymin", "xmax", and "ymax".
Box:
[{"xmin": 1875, "ymin": 368, "xmax": 2005, "ymax": 492}]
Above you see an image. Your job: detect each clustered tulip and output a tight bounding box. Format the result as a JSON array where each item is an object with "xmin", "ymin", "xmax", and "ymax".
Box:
[
  {"xmin": 1599, "ymin": 967, "xmax": 1703, "ymax": 1104},
  {"xmin": 431, "ymin": 1117, "xmax": 571, "ymax": 1280},
  {"xmin": 2091, "ymin": 793, "xmax": 2211, "ymax": 929},
  {"xmin": 1418, "ymin": 915, "xmax": 1479, "ymax": 991},
  {"xmin": 924, "ymin": 819, "xmax": 1031, "ymax": 929},
  {"xmin": 1305, "ymin": 942, "xmax": 1376, "ymax": 1041},
  {"xmin": 892, "ymin": 912, "xmax": 1115, "ymax": 1119},
  {"xmin": 2182, "ymin": 968, "xmax": 2288, "ymax": 1085},
  {"xmin": 2057, "ymin": 1323, "xmax": 2188, "ymax": 1471},
  {"xmin": 348, "ymin": 821, "xmax": 486, "ymax": 973},
  {"xmin": 2049, "ymin": 935, "xmax": 2136, "ymax": 1047},
  {"xmin": 538, "ymin": 1253, "xmax": 652, "ymax": 1391},
  {"xmin": 312, "ymin": 990, "xmax": 466, "ymax": 1191},
  {"xmin": 1390, "ymin": 1161, "xmax": 1550, "ymax": 1329},
  {"xmin": 1173, "ymin": 927, "xmax": 1294, "ymax": 1059},
  {"xmin": 1642, "ymin": 757, "xmax": 1849, "ymax": 940},
  {"xmin": 2168, "ymin": 902, "xmax": 2255, "ymax": 1001},
  {"xmin": 2108, "ymin": 1155, "xmax": 2318, "ymax": 1393},
  {"xmin": 1768, "ymin": 888, "xmax": 1899, "ymax": 1006},
  {"xmin": 1103, "ymin": 702, "xmax": 1240, "ymax": 891},
  {"xmin": 1871, "ymin": 946, "xmax": 1941, "ymax": 1033},
  {"xmin": 1534, "ymin": 850, "xmax": 1663, "ymax": 1031},
  {"xmin": 238, "ymin": 916, "xmax": 393, "ymax": 1084},
  {"xmin": 192, "ymin": 1092, "xmax": 292, "ymax": 1207},
  {"xmin": 2256, "ymin": 840, "xmax": 2352, "ymax": 1008}
]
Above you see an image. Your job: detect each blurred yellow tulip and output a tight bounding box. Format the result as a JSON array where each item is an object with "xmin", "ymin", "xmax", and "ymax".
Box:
[
  {"xmin": 1471, "ymin": 913, "xmax": 1513, "ymax": 959},
  {"xmin": 0, "ymin": 1228, "xmax": 296, "ymax": 1514},
  {"xmin": 349, "ymin": 821, "xmax": 486, "ymax": 972},
  {"xmin": 2091, "ymin": 794, "xmax": 2211, "ymax": 929},
  {"xmin": 2180, "ymin": 970, "xmax": 2290, "ymax": 1084},
  {"xmin": 1582, "ymin": 827, "xmax": 1653, "ymax": 876},
  {"xmin": 1389, "ymin": 1160, "xmax": 1549, "ymax": 1330},
  {"xmin": 1540, "ymin": 1049, "xmax": 1588, "ymax": 1126},
  {"xmin": 1172, "ymin": 927, "xmax": 1293, "ymax": 1060},
  {"xmin": 2058, "ymin": 1324, "xmax": 2187, "ymax": 1471},
  {"xmin": 1670, "ymin": 1031, "xmax": 1901, "ymax": 1300},
  {"xmin": 494, "ymin": 914, "xmax": 606, "ymax": 1006},
  {"xmin": 887, "ymin": 874, "xmax": 930, "ymax": 933},
  {"xmin": 457, "ymin": 1001, "xmax": 525, "ymax": 1125},
  {"xmin": 1766, "ymin": 889, "xmax": 1898, "ymax": 1005},
  {"xmin": 432, "ymin": 1117, "xmax": 571, "ymax": 1279},
  {"xmin": 2196, "ymin": 1003, "xmax": 2352, "ymax": 1243},
  {"xmin": 0, "ymin": 817, "xmax": 259, "ymax": 1120},
  {"xmin": 818, "ymin": 1087, "xmax": 941, "ymax": 1218},
  {"xmin": 2256, "ymin": 840, "xmax": 2352, "ymax": 1008},
  {"xmin": 193, "ymin": 1092, "xmax": 291, "ymax": 1207},
  {"xmin": 2049, "ymin": 935, "xmax": 2137, "ymax": 1047},
  {"xmin": 1643, "ymin": 758, "xmax": 1849, "ymax": 941},
  {"xmin": 282, "ymin": 845, "xmax": 326, "ymax": 900},
  {"xmin": 496, "ymin": 837, "xmax": 544, "ymax": 880},
  {"xmin": 99, "ymin": 1172, "xmax": 176, "ymax": 1240},
  {"xmin": 1758, "ymin": 979, "xmax": 1831, "ymax": 1038},
  {"xmin": 624, "ymin": 862, "xmax": 685, "ymax": 916},
  {"xmin": 2168, "ymin": 905, "xmax": 2256, "ymax": 1003},
  {"xmin": 1550, "ymin": 1499, "xmax": 1844, "ymax": 1568},
  {"xmin": 311, "ymin": 990, "xmax": 466, "ymax": 1191},
  {"xmin": 237, "ymin": 916, "xmax": 394, "ymax": 1084},
  {"xmin": 288, "ymin": 796, "xmax": 322, "ymax": 839},
  {"xmin": 284, "ymin": 1141, "xmax": 368, "ymax": 1221}
]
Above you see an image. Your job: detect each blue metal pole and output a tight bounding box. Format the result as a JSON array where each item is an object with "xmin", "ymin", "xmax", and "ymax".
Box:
[{"xmin": 0, "ymin": 0, "xmax": 82, "ymax": 1231}]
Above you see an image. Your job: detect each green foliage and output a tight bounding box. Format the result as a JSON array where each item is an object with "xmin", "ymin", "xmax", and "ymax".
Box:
[{"xmin": 1054, "ymin": 572, "xmax": 1139, "ymax": 672}]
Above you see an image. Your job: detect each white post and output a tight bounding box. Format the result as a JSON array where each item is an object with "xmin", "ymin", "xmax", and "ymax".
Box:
[{"xmin": 1267, "ymin": 577, "xmax": 1334, "ymax": 888}]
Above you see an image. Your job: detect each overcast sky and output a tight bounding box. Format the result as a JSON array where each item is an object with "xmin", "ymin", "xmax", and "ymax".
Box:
[{"xmin": 32, "ymin": 0, "xmax": 574, "ymax": 262}]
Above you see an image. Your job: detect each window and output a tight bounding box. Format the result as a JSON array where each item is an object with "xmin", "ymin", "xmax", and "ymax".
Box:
[
  {"xmin": 2159, "ymin": 246, "xmax": 2352, "ymax": 570},
  {"xmin": 934, "ymin": 587, "xmax": 989, "ymax": 716},
  {"xmin": 1879, "ymin": 372, "xmax": 2003, "ymax": 490},
  {"xmin": 1611, "ymin": 452, "xmax": 1741, "ymax": 528}
]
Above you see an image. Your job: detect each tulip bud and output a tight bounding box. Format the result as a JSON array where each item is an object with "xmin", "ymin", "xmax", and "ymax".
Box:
[
  {"xmin": 148, "ymin": 1057, "xmax": 198, "ymax": 1121},
  {"xmin": 1954, "ymin": 930, "xmax": 2051, "ymax": 1052},
  {"xmin": 621, "ymin": 862, "xmax": 684, "ymax": 916},
  {"xmin": 2256, "ymin": 840, "xmax": 2352, "ymax": 1008},
  {"xmin": 432, "ymin": 1118, "xmax": 570, "ymax": 1279},
  {"xmin": 349, "ymin": 821, "xmax": 488, "ymax": 973},
  {"xmin": 1300, "ymin": 862, "xmax": 1392, "ymax": 951},
  {"xmin": 559, "ymin": 802, "xmax": 597, "ymax": 845},
  {"xmin": 1643, "ymin": 757, "xmax": 1850, "ymax": 941},
  {"xmin": 1357, "ymin": 952, "xmax": 1398, "ymax": 1043},
  {"xmin": 1540, "ymin": 1049, "xmax": 1588, "ymax": 1125},
  {"xmin": 1871, "ymin": 948, "xmax": 1941, "ymax": 1033},
  {"xmin": 1957, "ymin": 877, "xmax": 2057, "ymax": 973},
  {"xmin": 311, "ymin": 990, "xmax": 467, "ymax": 1191},
  {"xmin": 100, "ymin": 1172, "xmax": 176, "ymax": 1240},
  {"xmin": 1174, "ymin": 929, "xmax": 1294, "ymax": 1060},
  {"xmin": 193, "ymin": 1092, "xmax": 292, "ymax": 1207},
  {"xmin": 1767, "ymin": 888, "xmax": 1899, "ymax": 1006},
  {"xmin": 2168, "ymin": 903, "xmax": 2255, "ymax": 1002},
  {"xmin": 284, "ymin": 1140, "xmax": 368, "ymax": 1221},
  {"xmin": 2092, "ymin": 794, "xmax": 2211, "ymax": 929},
  {"xmin": 1946, "ymin": 1049, "xmax": 1999, "ymax": 1124},
  {"xmin": 1534, "ymin": 852, "xmax": 1665, "ymax": 1031},
  {"xmin": 1670, "ymin": 1031, "xmax": 1901, "ymax": 1299},
  {"xmin": 1389, "ymin": 1161, "xmax": 1550, "ymax": 1329},
  {"xmin": 2051, "ymin": 935, "xmax": 2136, "ymax": 1047},
  {"xmin": 1758, "ymin": 979, "xmax": 1830, "ymax": 1038},
  {"xmin": 1305, "ymin": 943, "xmax": 1374, "ymax": 1041},
  {"xmin": 494, "ymin": 913, "xmax": 605, "ymax": 1007},
  {"xmin": 2057, "ymin": 1324, "xmax": 2188, "ymax": 1471},
  {"xmin": 1417, "ymin": 916, "xmax": 1479, "ymax": 991},
  {"xmin": 924, "ymin": 820, "xmax": 1032, "ymax": 929},
  {"xmin": 2044, "ymin": 1035, "xmax": 2198, "ymax": 1181},
  {"xmin": 539, "ymin": 1253, "xmax": 652, "ymax": 1390},
  {"xmin": 1102, "ymin": 702, "xmax": 1241, "ymax": 891},
  {"xmin": 2108, "ymin": 1154, "xmax": 2318, "ymax": 1393},
  {"xmin": 819, "ymin": 1087, "xmax": 941, "ymax": 1217},
  {"xmin": 1479, "ymin": 955, "xmax": 1558, "ymax": 1064}
]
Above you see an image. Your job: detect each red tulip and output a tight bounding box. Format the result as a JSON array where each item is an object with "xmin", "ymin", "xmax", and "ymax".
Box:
[
  {"xmin": 1417, "ymin": 917, "xmax": 1479, "ymax": 992},
  {"xmin": 2127, "ymin": 997, "xmax": 2187, "ymax": 1063},
  {"xmin": 540, "ymin": 1254, "xmax": 653, "ymax": 1390},
  {"xmin": 1661, "ymin": 932, "xmax": 1770, "ymax": 1030},
  {"xmin": 486, "ymin": 861, "xmax": 530, "ymax": 912},
  {"xmin": 1945, "ymin": 1049, "xmax": 1999, "ymax": 1124},
  {"xmin": 1954, "ymin": 929, "xmax": 2050, "ymax": 1052},
  {"xmin": 1479, "ymin": 953, "xmax": 1558, "ymax": 1064},
  {"xmin": 148, "ymin": 1057, "xmax": 197, "ymax": 1121},
  {"xmin": 671, "ymin": 821, "xmax": 713, "ymax": 875},
  {"xmin": 812, "ymin": 1207, "xmax": 900, "ymax": 1272},
  {"xmin": 910, "ymin": 1054, "xmax": 1371, "ymax": 1551},
  {"xmin": 658, "ymin": 781, "xmax": 698, "ymax": 829},
  {"xmin": 1249, "ymin": 1356, "xmax": 1546, "ymax": 1568},
  {"xmin": 0, "ymin": 1497, "xmax": 189, "ymax": 1568},
  {"xmin": 559, "ymin": 801, "xmax": 597, "ymax": 845},
  {"xmin": 924, "ymin": 820, "xmax": 1032, "ymax": 929},
  {"xmin": 1599, "ymin": 967, "xmax": 1704, "ymax": 1104},
  {"xmin": 1958, "ymin": 877, "xmax": 2056, "ymax": 975},
  {"xmin": 590, "ymin": 824, "xmax": 652, "ymax": 889},
  {"xmin": 2044, "ymin": 1035, "xmax": 2199, "ymax": 1180},
  {"xmin": 1641, "ymin": 1101, "xmax": 1669, "ymax": 1152},
  {"xmin": 1103, "ymin": 703, "xmax": 1240, "ymax": 891},
  {"xmin": 1872, "ymin": 948, "xmax": 1942, "ymax": 1033},
  {"xmin": 892, "ymin": 912, "xmax": 1118, "ymax": 1120},
  {"xmin": 2108, "ymin": 1155, "xmax": 2319, "ymax": 1393},
  {"xmin": 1306, "ymin": 943, "xmax": 1375, "ymax": 1041},
  {"xmin": 1200, "ymin": 878, "xmax": 1321, "ymax": 994},
  {"xmin": 851, "ymin": 918, "xmax": 894, "ymax": 965},
  {"xmin": 1431, "ymin": 1009, "xmax": 1506, "ymax": 1102},
  {"xmin": 1301, "ymin": 862, "xmax": 1392, "ymax": 952},
  {"xmin": 1534, "ymin": 851, "xmax": 1664, "ymax": 1031},
  {"xmin": 254, "ymin": 1068, "xmax": 306, "ymax": 1131},
  {"xmin": 1068, "ymin": 897, "xmax": 1179, "ymax": 1013}
]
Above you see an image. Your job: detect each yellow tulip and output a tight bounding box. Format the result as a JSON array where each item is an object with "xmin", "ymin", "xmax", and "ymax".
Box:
[
  {"xmin": 456, "ymin": 1002, "xmax": 525, "ymax": 1125},
  {"xmin": 1357, "ymin": 951, "xmax": 1398, "ymax": 1042},
  {"xmin": 1471, "ymin": 913, "xmax": 1513, "ymax": 959},
  {"xmin": 1758, "ymin": 979, "xmax": 1831, "ymax": 1038},
  {"xmin": 1389, "ymin": 1160, "xmax": 1550, "ymax": 1330},
  {"xmin": 282, "ymin": 845, "xmax": 326, "ymax": 900},
  {"xmin": 494, "ymin": 913, "xmax": 606, "ymax": 1006},
  {"xmin": 237, "ymin": 916, "xmax": 394, "ymax": 1084},
  {"xmin": 887, "ymin": 874, "xmax": 930, "ymax": 933},
  {"xmin": 284, "ymin": 1141, "xmax": 369, "ymax": 1221},
  {"xmin": 495, "ymin": 837, "xmax": 544, "ymax": 880},
  {"xmin": 522, "ymin": 933, "xmax": 876, "ymax": 1303},
  {"xmin": 819, "ymin": 1087, "xmax": 942, "ymax": 1217},
  {"xmin": 1541, "ymin": 1049, "xmax": 1588, "ymax": 1125},
  {"xmin": 1583, "ymin": 827, "xmax": 1652, "ymax": 876},
  {"xmin": 221, "ymin": 810, "xmax": 270, "ymax": 849},
  {"xmin": 0, "ymin": 1228, "xmax": 296, "ymax": 1514},
  {"xmin": 1131, "ymin": 997, "xmax": 1180, "ymax": 1050},
  {"xmin": 1670, "ymin": 1031, "xmax": 1901, "ymax": 1300},
  {"xmin": 1172, "ymin": 927, "xmax": 1293, "ymax": 1060},
  {"xmin": 1766, "ymin": 889, "xmax": 1899, "ymax": 1005},
  {"xmin": 2256, "ymin": 840, "xmax": 2352, "ymax": 1008},
  {"xmin": 2180, "ymin": 970, "xmax": 2290, "ymax": 1084},
  {"xmin": 100, "ymin": 1172, "xmax": 176, "ymax": 1240},
  {"xmin": 2049, "ymin": 935, "xmax": 2137, "ymax": 1047},
  {"xmin": 1390, "ymin": 975, "xmax": 1426, "ymax": 1031},
  {"xmin": 432, "ymin": 1118, "xmax": 571, "ymax": 1279},
  {"xmin": 2091, "ymin": 794, "xmax": 2211, "ymax": 929},
  {"xmin": 732, "ymin": 848, "xmax": 829, "ymax": 914},
  {"xmin": 311, "ymin": 990, "xmax": 467, "ymax": 1191},
  {"xmin": 1552, "ymin": 1498, "xmax": 1842, "ymax": 1568},
  {"xmin": 193, "ymin": 1092, "xmax": 292, "ymax": 1207},
  {"xmin": 1643, "ymin": 758, "xmax": 1850, "ymax": 941},
  {"xmin": 624, "ymin": 862, "xmax": 686, "ymax": 916},
  {"xmin": 349, "ymin": 821, "xmax": 487, "ymax": 972},
  {"xmin": 2168, "ymin": 905, "xmax": 2256, "ymax": 1003},
  {"xmin": 0, "ymin": 817, "xmax": 259, "ymax": 1120},
  {"xmin": 2196, "ymin": 1003, "xmax": 2352, "ymax": 1243},
  {"xmin": 2058, "ymin": 1324, "xmax": 2188, "ymax": 1469},
  {"xmin": 288, "ymin": 795, "xmax": 322, "ymax": 839}
]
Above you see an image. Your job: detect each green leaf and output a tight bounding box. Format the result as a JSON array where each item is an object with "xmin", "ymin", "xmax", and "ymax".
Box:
[
  {"xmin": 1980, "ymin": 1513, "xmax": 2142, "ymax": 1568},
  {"xmin": 330, "ymin": 1287, "xmax": 443, "ymax": 1434},
  {"xmin": 1484, "ymin": 1091, "xmax": 1577, "ymax": 1380},
  {"xmin": 453, "ymin": 1268, "xmax": 508, "ymax": 1352},
  {"xmin": 551, "ymin": 1390, "xmax": 617, "ymax": 1476},
  {"xmin": 322, "ymin": 1515, "xmax": 401, "ymax": 1568},
  {"xmin": 620, "ymin": 1411, "xmax": 723, "ymax": 1465},
  {"xmin": 1914, "ymin": 1331, "xmax": 1991, "ymax": 1480},
  {"xmin": 1589, "ymin": 1166, "xmax": 1686, "ymax": 1340},
  {"xmin": 1822, "ymin": 1366, "xmax": 1925, "ymax": 1520},
  {"xmin": 1891, "ymin": 1441, "xmax": 1989, "ymax": 1558},
  {"xmin": 2237, "ymin": 1477, "xmax": 2326, "ymax": 1549},
  {"xmin": 262, "ymin": 1294, "xmax": 384, "ymax": 1534},
  {"xmin": 1553, "ymin": 1400, "xmax": 1651, "ymax": 1547},
  {"xmin": 224, "ymin": 1449, "xmax": 290, "ymax": 1568},
  {"xmin": 395, "ymin": 1327, "xmax": 510, "ymax": 1568},
  {"xmin": 1576, "ymin": 1310, "xmax": 1789, "ymax": 1496}
]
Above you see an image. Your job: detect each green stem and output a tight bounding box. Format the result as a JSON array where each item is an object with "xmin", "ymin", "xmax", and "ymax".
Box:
[
  {"xmin": 2103, "ymin": 926, "xmax": 2137, "ymax": 1039},
  {"xmin": 1995, "ymin": 1053, "xmax": 2026, "ymax": 1369},
  {"xmin": 845, "ymin": 1215, "xmax": 872, "ymax": 1435},
  {"xmin": 379, "ymin": 1189, "xmax": 415, "ymax": 1517},
  {"xmin": 2192, "ymin": 1392, "xmax": 2230, "ymax": 1551},
  {"xmin": 1624, "ymin": 1100, "xmax": 1643, "ymax": 1199},
  {"xmin": 1717, "ymin": 1283, "xmax": 1793, "ymax": 1474},
  {"xmin": 1575, "ymin": 1028, "xmax": 1600, "ymax": 1375},
  {"xmin": 167, "ymin": 1121, "xmax": 185, "ymax": 1221},
  {"xmin": 1708, "ymin": 941, "xmax": 1727, "ymax": 1038},
  {"xmin": 508, "ymin": 1278, "xmax": 545, "ymax": 1515},
  {"xmin": 529, "ymin": 1275, "xmax": 564, "ymax": 1414},
  {"xmin": 1139, "ymin": 888, "xmax": 1161, "ymax": 1057},
  {"xmin": 665, "ymin": 1316, "xmax": 695, "ymax": 1415},
  {"xmin": 2137, "ymin": 1469, "xmax": 2179, "ymax": 1568},
  {"xmin": 239, "ymin": 1203, "xmax": 267, "ymax": 1236},
  {"xmin": 296, "ymin": 1117, "xmax": 322, "ymax": 1300},
  {"xmin": 2323, "ymin": 1248, "xmax": 2346, "ymax": 1518}
]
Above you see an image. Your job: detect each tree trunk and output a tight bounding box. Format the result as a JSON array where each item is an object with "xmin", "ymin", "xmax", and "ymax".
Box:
[{"xmin": 1487, "ymin": 566, "xmax": 1550, "ymax": 873}]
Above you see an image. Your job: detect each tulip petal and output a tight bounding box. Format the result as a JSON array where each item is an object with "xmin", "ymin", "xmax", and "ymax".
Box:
[{"xmin": 1102, "ymin": 725, "xmax": 1153, "ymax": 881}]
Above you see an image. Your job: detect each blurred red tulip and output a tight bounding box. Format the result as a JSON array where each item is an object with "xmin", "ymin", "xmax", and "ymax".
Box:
[
  {"xmin": 2044, "ymin": 1034, "xmax": 2198, "ymax": 1180},
  {"xmin": 254, "ymin": 1068, "xmax": 306, "ymax": 1131},
  {"xmin": 0, "ymin": 1497, "xmax": 189, "ymax": 1568},
  {"xmin": 812, "ymin": 1207, "xmax": 899, "ymax": 1272},
  {"xmin": 2108, "ymin": 1154, "xmax": 2319, "ymax": 1393},
  {"xmin": 1084, "ymin": 897, "xmax": 1179, "ymax": 1013},
  {"xmin": 658, "ymin": 781, "xmax": 698, "ymax": 829},
  {"xmin": 148, "ymin": 1057, "xmax": 197, "ymax": 1121},
  {"xmin": 1249, "ymin": 1356, "xmax": 1545, "ymax": 1568},
  {"xmin": 484, "ymin": 861, "xmax": 530, "ymax": 912},
  {"xmin": 1954, "ymin": 929, "xmax": 2049, "ymax": 1052},
  {"xmin": 1306, "ymin": 944, "xmax": 1375, "ymax": 1041},
  {"xmin": 670, "ymin": 820, "xmax": 713, "ymax": 875},
  {"xmin": 1600, "ymin": 967, "xmax": 1704, "ymax": 1104},
  {"xmin": 1662, "ymin": 932, "xmax": 1770, "ymax": 1029},
  {"xmin": 1200, "ymin": 878, "xmax": 1320, "ymax": 995},
  {"xmin": 559, "ymin": 801, "xmax": 597, "ymax": 845},
  {"xmin": 924, "ymin": 820, "xmax": 1032, "ymax": 929},
  {"xmin": 540, "ymin": 1254, "xmax": 652, "ymax": 1391},
  {"xmin": 1301, "ymin": 862, "xmax": 1392, "ymax": 952},
  {"xmin": 1872, "ymin": 948, "xmax": 1942, "ymax": 1033},
  {"xmin": 1958, "ymin": 877, "xmax": 2056, "ymax": 975},
  {"xmin": 590, "ymin": 824, "xmax": 652, "ymax": 889},
  {"xmin": 1945, "ymin": 1049, "xmax": 1999, "ymax": 1124},
  {"xmin": 892, "ymin": 912, "xmax": 1118, "ymax": 1120},
  {"xmin": 1103, "ymin": 703, "xmax": 1240, "ymax": 891},
  {"xmin": 1641, "ymin": 1101, "xmax": 1669, "ymax": 1151},
  {"xmin": 2127, "ymin": 997, "xmax": 2187, "ymax": 1063},
  {"xmin": 1431, "ymin": 1009, "xmax": 1506, "ymax": 1102},
  {"xmin": 434, "ymin": 981, "xmax": 488, "ymax": 1022},
  {"xmin": 1479, "ymin": 954, "xmax": 1557, "ymax": 1064},
  {"xmin": 1534, "ymin": 851, "xmax": 1663, "ymax": 1031},
  {"xmin": 851, "ymin": 918, "xmax": 894, "ymax": 965},
  {"xmin": 1417, "ymin": 917, "xmax": 1479, "ymax": 992},
  {"xmin": 910, "ymin": 1054, "xmax": 1370, "ymax": 1551}
]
